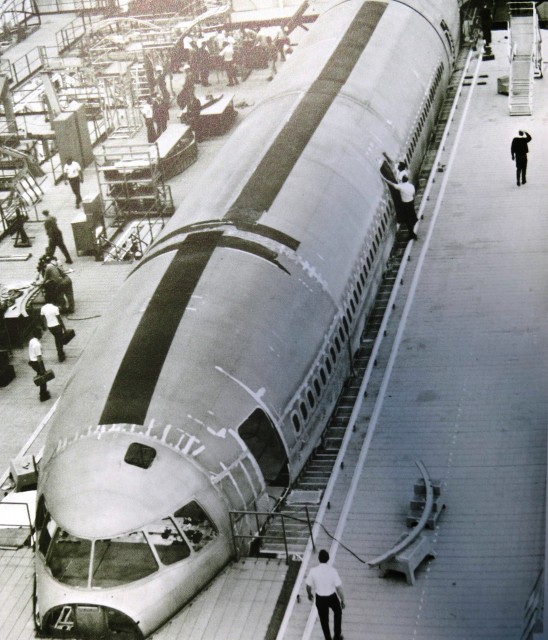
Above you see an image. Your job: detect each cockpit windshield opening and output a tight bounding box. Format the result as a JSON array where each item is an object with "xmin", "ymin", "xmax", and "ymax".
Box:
[{"xmin": 37, "ymin": 499, "xmax": 218, "ymax": 588}]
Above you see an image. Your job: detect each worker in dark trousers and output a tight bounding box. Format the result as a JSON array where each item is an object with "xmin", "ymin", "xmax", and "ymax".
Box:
[
  {"xmin": 140, "ymin": 99, "xmax": 157, "ymax": 143},
  {"xmin": 196, "ymin": 41, "xmax": 211, "ymax": 86},
  {"xmin": 63, "ymin": 157, "xmax": 83, "ymax": 208},
  {"xmin": 28, "ymin": 327, "xmax": 51, "ymax": 402},
  {"xmin": 13, "ymin": 207, "xmax": 31, "ymax": 247},
  {"xmin": 42, "ymin": 210, "xmax": 73, "ymax": 264},
  {"xmin": 40, "ymin": 297, "xmax": 66, "ymax": 362},
  {"xmin": 480, "ymin": 3, "xmax": 493, "ymax": 46},
  {"xmin": 306, "ymin": 550, "xmax": 345, "ymax": 640},
  {"xmin": 382, "ymin": 174, "xmax": 418, "ymax": 240},
  {"xmin": 152, "ymin": 96, "xmax": 169, "ymax": 136},
  {"xmin": 511, "ymin": 130, "xmax": 532, "ymax": 186}
]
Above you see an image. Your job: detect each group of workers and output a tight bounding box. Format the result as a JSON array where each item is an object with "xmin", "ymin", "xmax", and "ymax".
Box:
[
  {"xmin": 26, "ymin": 210, "xmax": 76, "ymax": 402},
  {"xmin": 171, "ymin": 26, "xmax": 289, "ymax": 83},
  {"xmin": 140, "ymin": 25, "xmax": 291, "ymax": 141}
]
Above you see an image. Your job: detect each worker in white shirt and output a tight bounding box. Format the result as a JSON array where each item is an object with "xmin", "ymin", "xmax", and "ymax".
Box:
[
  {"xmin": 28, "ymin": 327, "xmax": 51, "ymax": 401},
  {"xmin": 382, "ymin": 174, "xmax": 418, "ymax": 241},
  {"xmin": 306, "ymin": 549, "xmax": 345, "ymax": 640},
  {"xmin": 41, "ymin": 298, "xmax": 66, "ymax": 362},
  {"xmin": 63, "ymin": 157, "xmax": 83, "ymax": 209},
  {"xmin": 220, "ymin": 41, "xmax": 239, "ymax": 86},
  {"xmin": 140, "ymin": 98, "xmax": 157, "ymax": 143}
]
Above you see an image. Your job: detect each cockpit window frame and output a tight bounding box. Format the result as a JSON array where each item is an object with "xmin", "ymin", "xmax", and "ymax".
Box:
[{"xmin": 172, "ymin": 500, "xmax": 218, "ymax": 553}]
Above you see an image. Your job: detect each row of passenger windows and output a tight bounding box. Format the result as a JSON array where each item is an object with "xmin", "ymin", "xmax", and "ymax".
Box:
[
  {"xmin": 404, "ymin": 62, "xmax": 444, "ymax": 167},
  {"xmin": 290, "ymin": 207, "xmax": 391, "ymax": 434}
]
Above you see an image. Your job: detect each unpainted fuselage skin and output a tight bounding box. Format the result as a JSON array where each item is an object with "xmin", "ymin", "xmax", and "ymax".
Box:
[{"xmin": 35, "ymin": 1, "xmax": 461, "ymax": 637}]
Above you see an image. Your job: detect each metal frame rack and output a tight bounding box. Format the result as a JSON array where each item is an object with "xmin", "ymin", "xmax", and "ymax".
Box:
[
  {"xmin": 0, "ymin": 0, "xmax": 41, "ymax": 55},
  {"xmin": 94, "ymin": 140, "xmax": 174, "ymax": 231},
  {"xmin": 0, "ymin": 145, "xmax": 44, "ymax": 239}
]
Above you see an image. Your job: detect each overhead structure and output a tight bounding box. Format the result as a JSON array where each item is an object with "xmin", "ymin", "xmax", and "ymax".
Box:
[
  {"xmin": 508, "ymin": 1, "xmax": 543, "ymax": 116},
  {"xmin": 0, "ymin": 0, "xmax": 40, "ymax": 52}
]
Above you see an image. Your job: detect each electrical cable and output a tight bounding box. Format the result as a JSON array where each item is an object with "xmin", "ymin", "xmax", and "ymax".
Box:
[
  {"xmin": 288, "ymin": 515, "xmax": 368, "ymax": 564},
  {"xmin": 316, "ymin": 521, "xmax": 368, "ymax": 564},
  {"xmin": 63, "ymin": 314, "xmax": 101, "ymax": 321}
]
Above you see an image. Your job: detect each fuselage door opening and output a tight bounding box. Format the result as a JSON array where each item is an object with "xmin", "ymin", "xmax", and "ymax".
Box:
[{"xmin": 238, "ymin": 408, "xmax": 289, "ymax": 488}]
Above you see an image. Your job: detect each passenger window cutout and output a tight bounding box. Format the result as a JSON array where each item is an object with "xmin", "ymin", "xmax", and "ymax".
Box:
[
  {"xmin": 124, "ymin": 443, "xmax": 156, "ymax": 469},
  {"xmin": 173, "ymin": 502, "xmax": 218, "ymax": 552}
]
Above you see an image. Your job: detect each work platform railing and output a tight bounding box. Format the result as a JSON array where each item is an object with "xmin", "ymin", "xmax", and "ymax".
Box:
[
  {"xmin": 229, "ymin": 508, "xmax": 316, "ymax": 564},
  {"xmin": 508, "ymin": 1, "xmax": 543, "ymax": 115},
  {"xmin": 0, "ymin": 500, "xmax": 34, "ymax": 550}
]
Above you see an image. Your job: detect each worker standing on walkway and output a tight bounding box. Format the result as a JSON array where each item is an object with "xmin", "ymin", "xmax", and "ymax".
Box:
[
  {"xmin": 40, "ymin": 297, "xmax": 66, "ymax": 363},
  {"xmin": 28, "ymin": 327, "xmax": 51, "ymax": 402},
  {"xmin": 306, "ymin": 549, "xmax": 345, "ymax": 640},
  {"xmin": 63, "ymin": 156, "xmax": 83, "ymax": 209},
  {"xmin": 42, "ymin": 210, "xmax": 73, "ymax": 264},
  {"xmin": 220, "ymin": 40, "xmax": 239, "ymax": 87},
  {"xmin": 511, "ymin": 130, "xmax": 532, "ymax": 186},
  {"xmin": 480, "ymin": 3, "xmax": 493, "ymax": 47},
  {"xmin": 44, "ymin": 254, "xmax": 75, "ymax": 314},
  {"xmin": 140, "ymin": 99, "xmax": 157, "ymax": 143}
]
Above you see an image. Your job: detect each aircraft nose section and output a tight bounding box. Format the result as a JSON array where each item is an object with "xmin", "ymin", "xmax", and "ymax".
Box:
[
  {"xmin": 41, "ymin": 426, "xmax": 211, "ymax": 538},
  {"xmin": 41, "ymin": 604, "xmax": 142, "ymax": 640}
]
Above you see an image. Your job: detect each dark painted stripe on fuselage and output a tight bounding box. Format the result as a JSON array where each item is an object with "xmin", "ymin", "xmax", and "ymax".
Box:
[
  {"xmin": 139, "ymin": 219, "xmax": 300, "ymax": 273},
  {"xmin": 225, "ymin": 0, "xmax": 386, "ymax": 222},
  {"xmin": 99, "ymin": 1, "xmax": 387, "ymax": 426},
  {"xmin": 99, "ymin": 232, "xmax": 222, "ymax": 426},
  {"xmin": 131, "ymin": 233, "xmax": 291, "ymax": 276},
  {"xmin": 152, "ymin": 220, "xmax": 300, "ymax": 253}
]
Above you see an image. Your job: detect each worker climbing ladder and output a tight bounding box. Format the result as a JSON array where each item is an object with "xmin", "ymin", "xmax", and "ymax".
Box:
[{"xmin": 508, "ymin": 1, "xmax": 543, "ymax": 116}]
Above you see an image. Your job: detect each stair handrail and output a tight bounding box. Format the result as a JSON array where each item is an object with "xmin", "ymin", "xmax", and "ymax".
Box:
[
  {"xmin": 367, "ymin": 460, "xmax": 433, "ymax": 567},
  {"xmin": 229, "ymin": 508, "xmax": 315, "ymax": 564}
]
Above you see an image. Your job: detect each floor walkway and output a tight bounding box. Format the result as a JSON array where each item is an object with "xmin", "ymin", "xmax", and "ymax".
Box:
[
  {"xmin": 1, "ymin": 15, "xmax": 546, "ymax": 640},
  {"xmin": 280, "ymin": 33, "xmax": 548, "ymax": 640}
]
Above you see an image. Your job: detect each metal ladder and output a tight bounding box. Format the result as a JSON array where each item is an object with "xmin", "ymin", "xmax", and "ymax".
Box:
[{"xmin": 508, "ymin": 1, "xmax": 543, "ymax": 116}]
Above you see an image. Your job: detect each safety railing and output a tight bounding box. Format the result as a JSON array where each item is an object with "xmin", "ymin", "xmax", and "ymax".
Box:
[
  {"xmin": 55, "ymin": 13, "xmax": 93, "ymax": 54},
  {"xmin": 229, "ymin": 508, "xmax": 315, "ymax": 565},
  {"xmin": 0, "ymin": 500, "xmax": 34, "ymax": 550},
  {"xmin": 34, "ymin": 0, "xmax": 121, "ymax": 13}
]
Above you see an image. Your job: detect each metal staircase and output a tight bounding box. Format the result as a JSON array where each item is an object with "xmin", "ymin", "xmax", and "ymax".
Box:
[
  {"xmin": 257, "ymin": 232, "xmax": 411, "ymax": 559},
  {"xmin": 508, "ymin": 1, "xmax": 543, "ymax": 115},
  {"xmin": 248, "ymin": 50, "xmax": 473, "ymax": 560}
]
